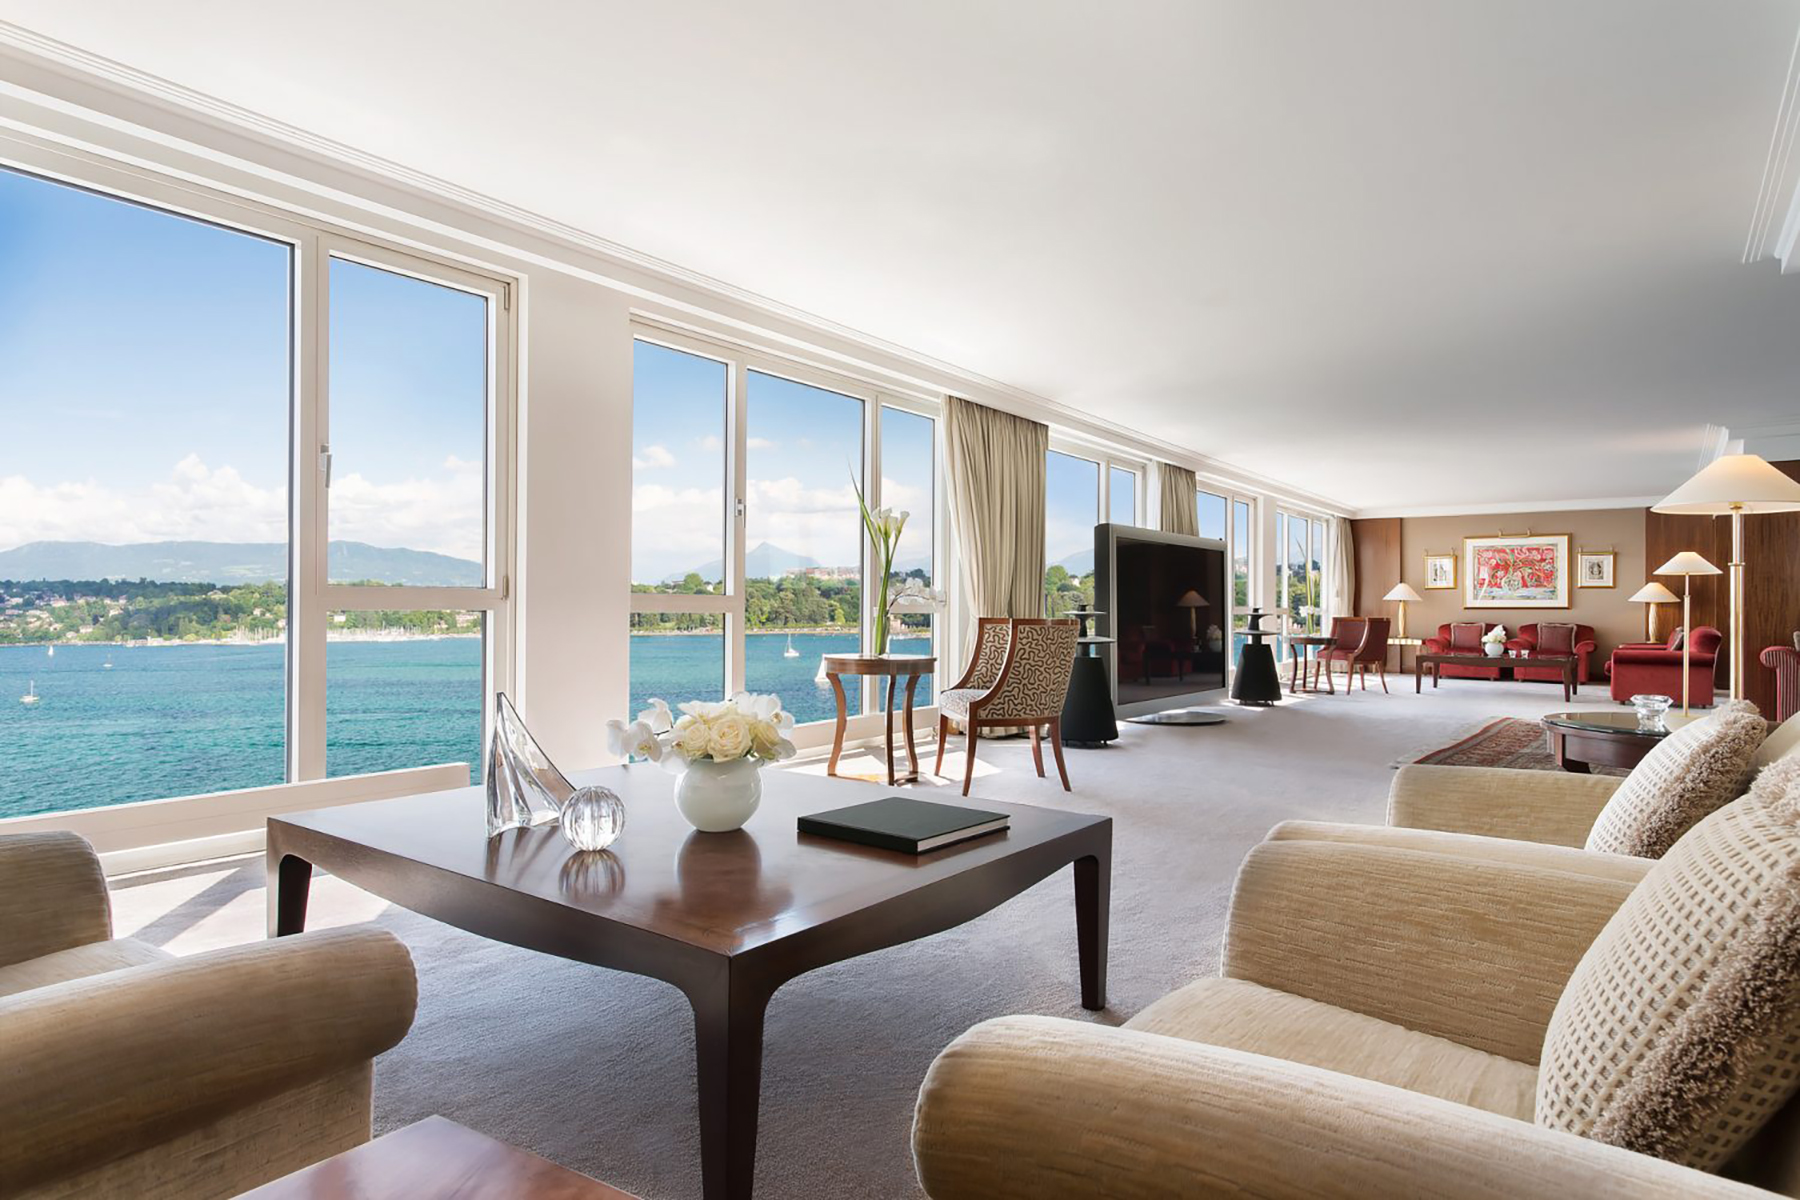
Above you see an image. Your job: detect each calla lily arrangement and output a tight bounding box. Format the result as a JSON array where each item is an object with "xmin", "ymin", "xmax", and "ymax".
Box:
[
  {"xmin": 852, "ymin": 469, "xmax": 910, "ymax": 656},
  {"xmin": 606, "ymin": 692, "xmax": 797, "ymax": 771}
]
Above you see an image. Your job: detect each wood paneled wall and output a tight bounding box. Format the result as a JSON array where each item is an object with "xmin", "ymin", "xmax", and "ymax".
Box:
[
  {"xmin": 1644, "ymin": 460, "xmax": 1800, "ymax": 716},
  {"xmin": 1350, "ymin": 517, "xmax": 1401, "ymax": 616}
]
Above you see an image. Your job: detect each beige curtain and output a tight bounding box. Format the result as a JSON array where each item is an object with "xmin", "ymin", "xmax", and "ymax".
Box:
[
  {"xmin": 1327, "ymin": 515, "xmax": 1357, "ymax": 620},
  {"xmin": 1159, "ymin": 464, "xmax": 1200, "ymax": 536},
  {"xmin": 945, "ymin": 395, "xmax": 1048, "ymax": 623}
]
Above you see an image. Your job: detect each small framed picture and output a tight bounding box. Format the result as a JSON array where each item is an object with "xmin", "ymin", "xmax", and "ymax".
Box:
[
  {"xmin": 1577, "ymin": 551, "xmax": 1616, "ymax": 589},
  {"xmin": 1423, "ymin": 553, "xmax": 1457, "ymax": 590}
]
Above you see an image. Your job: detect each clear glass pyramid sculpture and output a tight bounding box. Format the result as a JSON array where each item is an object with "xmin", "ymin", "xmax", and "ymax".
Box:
[{"xmin": 485, "ymin": 692, "xmax": 575, "ymax": 837}]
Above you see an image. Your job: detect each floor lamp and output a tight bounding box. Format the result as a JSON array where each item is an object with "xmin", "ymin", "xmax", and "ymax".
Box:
[
  {"xmin": 1655, "ymin": 552, "xmax": 1721, "ymax": 719},
  {"xmin": 1626, "ymin": 581, "xmax": 1678, "ymax": 642},
  {"xmin": 1653, "ymin": 454, "xmax": 1800, "ymax": 700}
]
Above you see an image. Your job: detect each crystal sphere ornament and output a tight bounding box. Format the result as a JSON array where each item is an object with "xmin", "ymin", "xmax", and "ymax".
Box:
[{"xmin": 560, "ymin": 785, "xmax": 626, "ymax": 851}]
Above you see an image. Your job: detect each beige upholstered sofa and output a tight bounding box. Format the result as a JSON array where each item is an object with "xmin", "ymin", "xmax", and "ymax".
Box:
[
  {"xmin": 913, "ymin": 762, "xmax": 1800, "ymax": 1198},
  {"xmin": 0, "ymin": 831, "xmax": 418, "ymax": 1198}
]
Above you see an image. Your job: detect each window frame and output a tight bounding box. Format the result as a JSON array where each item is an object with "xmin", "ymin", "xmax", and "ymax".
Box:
[{"xmin": 0, "ymin": 140, "xmax": 519, "ymax": 835}]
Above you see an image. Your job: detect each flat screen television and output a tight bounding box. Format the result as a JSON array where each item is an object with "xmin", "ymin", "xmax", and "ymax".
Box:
[{"xmin": 1093, "ymin": 523, "xmax": 1229, "ymax": 716}]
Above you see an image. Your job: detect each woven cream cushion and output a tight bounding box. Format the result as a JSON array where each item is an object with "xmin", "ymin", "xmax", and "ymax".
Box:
[
  {"xmin": 1537, "ymin": 755, "xmax": 1800, "ymax": 1169},
  {"xmin": 1755, "ymin": 712, "xmax": 1800, "ymax": 773},
  {"xmin": 1584, "ymin": 700, "xmax": 1767, "ymax": 858}
]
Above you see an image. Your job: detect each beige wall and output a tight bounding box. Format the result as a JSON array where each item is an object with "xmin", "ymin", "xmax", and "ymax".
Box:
[{"xmin": 1396, "ymin": 507, "xmax": 1647, "ymax": 658}]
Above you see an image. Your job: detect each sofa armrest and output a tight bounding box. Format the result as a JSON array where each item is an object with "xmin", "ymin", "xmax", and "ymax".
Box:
[
  {"xmin": 1423, "ymin": 636, "xmax": 1450, "ymax": 653},
  {"xmin": 1504, "ymin": 637, "xmax": 1532, "ymax": 652},
  {"xmin": 0, "ymin": 926, "xmax": 416, "ymax": 1195},
  {"xmin": 1267, "ymin": 819, "xmax": 1655, "ymax": 886},
  {"xmin": 1612, "ymin": 647, "xmax": 1716, "ymax": 668},
  {"xmin": 1575, "ymin": 639, "xmax": 1598, "ymax": 655},
  {"xmin": 1388, "ymin": 763, "xmax": 1623, "ymax": 846},
  {"xmin": 0, "ymin": 831, "xmax": 112, "ymax": 968},
  {"xmin": 912, "ymin": 1016, "xmax": 1762, "ymax": 1199},
  {"xmin": 1221, "ymin": 839, "xmax": 1633, "ymax": 1061}
]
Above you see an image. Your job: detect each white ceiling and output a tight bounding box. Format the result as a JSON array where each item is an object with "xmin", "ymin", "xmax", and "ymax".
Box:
[{"xmin": 6, "ymin": 0, "xmax": 1800, "ymax": 512}]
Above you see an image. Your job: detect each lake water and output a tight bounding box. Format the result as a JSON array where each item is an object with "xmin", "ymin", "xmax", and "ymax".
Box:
[{"xmin": 0, "ymin": 632, "xmax": 931, "ymax": 819}]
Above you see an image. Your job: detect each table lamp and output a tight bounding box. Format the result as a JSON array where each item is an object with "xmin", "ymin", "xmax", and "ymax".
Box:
[
  {"xmin": 1382, "ymin": 582, "xmax": 1422, "ymax": 638},
  {"xmin": 1626, "ymin": 580, "xmax": 1679, "ymax": 642},
  {"xmin": 1653, "ymin": 454, "xmax": 1800, "ymax": 699},
  {"xmin": 1655, "ymin": 551, "xmax": 1722, "ymax": 718},
  {"xmin": 1177, "ymin": 589, "xmax": 1208, "ymax": 640}
]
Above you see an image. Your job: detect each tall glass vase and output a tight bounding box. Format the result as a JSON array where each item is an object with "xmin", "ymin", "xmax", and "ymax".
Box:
[{"xmin": 485, "ymin": 692, "xmax": 574, "ymax": 837}]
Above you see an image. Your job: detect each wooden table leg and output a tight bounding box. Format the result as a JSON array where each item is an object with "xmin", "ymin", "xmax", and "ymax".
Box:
[
  {"xmin": 1074, "ymin": 847, "xmax": 1110, "ymax": 1011},
  {"xmin": 826, "ymin": 672, "xmax": 849, "ymax": 778},
  {"xmin": 690, "ymin": 978, "xmax": 772, "ymax": 1200},
  {"xmin": 1288, "ymin": 648, "xmax": 1300, "ymax": 693},
  {"xmin": 884, "ymin": 674, "xmax": 898, "ymax": 787},
  {"xmin": 1415, "ymin": 659, "xmax": 1424, "ymax": 693},
  {"xmin": 267, "ymin": 848, "xmax": 314, "ymax": 938},
  {"xmin": 901, "ymin": 674, "xmax": 921, "ymax": 782}
]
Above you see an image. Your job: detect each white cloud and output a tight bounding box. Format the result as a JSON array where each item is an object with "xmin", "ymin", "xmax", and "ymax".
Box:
[
  {"xmin": 0, "ymin": 454, "xmax": 485, "ymax": 563},
  {"xmin": 745, "ymin": 437, "xmax": 777, "ymax": 450},
  {"xmin": 697, "ymin": 435, "xmax": 722, "ymax": 451},
  {"xmin": 632, "ymin": 444, "xmax": 677, "ymax": 470}
]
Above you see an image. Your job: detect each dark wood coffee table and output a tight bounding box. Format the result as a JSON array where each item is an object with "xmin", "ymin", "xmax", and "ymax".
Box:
[
  {"xmin": 241, "ymin": 1116, "xmax": 636, "ymax": 1199},
  {"xmin": 267, "ymin": 768, "xmax": 1110, "ymax": 1200},
  {"xmin": 1542, "ymin": 710, "xmax": 1668, "ymax": 773},
  {"xmin": 1415, "ymin": 652, "xmax": 1578, "ymax": 702}
]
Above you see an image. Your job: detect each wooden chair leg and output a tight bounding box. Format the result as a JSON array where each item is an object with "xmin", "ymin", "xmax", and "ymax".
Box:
[
  {"xmin": 936, "ymin": 715, "xmax": 952, "ymax": 775},
  {"xmin": 1030, "ymin": 725, "xmax": 1046, "ymax": 777},
  {"xmin": 963, "ymin": 725, "xmax": 979, "ymax": 796},
  {"xmin": 1379, "ymin": 663, "xmax": 1389, "ymax": 694},
  {"xmin": 1048, "ymin": 719, "xmax": 1071, "ymax": 792}
]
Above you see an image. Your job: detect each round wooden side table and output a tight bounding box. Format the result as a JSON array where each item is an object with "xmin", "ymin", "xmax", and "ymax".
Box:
[
  {"xmin": 821, "ymin": 654, "xmax": 937, "ymax": 786},
  {"xmin": 1541, "ymin": 710, "xmax": 1669, "ymax": 773}
]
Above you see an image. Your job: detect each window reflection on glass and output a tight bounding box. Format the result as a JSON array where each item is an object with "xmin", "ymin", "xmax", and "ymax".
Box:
[
  {"xmin": 1197, "ymin": 490, "xmax": 1228, "ymax": 541},
  {"xmin": 327, "ymin": 258, "xmax": 487, "ymax": 585},
  {"xmin": 1109, "ymin": 466, "xmax": 1138, "ymax": 526},
  {"xmin": 1045, "ymin": 450, "xmax": 1100, "ymax": 619},
  {"xmin": 745, "ymin": 370, "xmax": 864, "ymax": 721},
  {"xmin": 326, "ymin": 611, "xmax": 484, "ymax": 783},
  {"xmin": 881, "ymin": 406, "xmax": 935, "ymax": 707},
  {"xmin": 631, "ymin": 341, "xmax": 727, "ymax": 591}
]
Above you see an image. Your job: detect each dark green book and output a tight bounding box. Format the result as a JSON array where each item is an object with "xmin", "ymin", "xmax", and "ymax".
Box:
[{"xmin": 798, "ymin": 796, "xmax": 1009, "ymax": 854}]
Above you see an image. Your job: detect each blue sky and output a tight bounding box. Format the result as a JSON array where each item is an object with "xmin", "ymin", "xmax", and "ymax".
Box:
[
  {"xmin": 631, "ymin": 341, "xmax": 935, "ymax": 585},
  {"xmin": 0, "ymin": 165, "xmax": 486, "ymax": 565}
]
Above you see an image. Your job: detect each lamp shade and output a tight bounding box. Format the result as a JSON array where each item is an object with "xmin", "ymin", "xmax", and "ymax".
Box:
[
  {"xmin": 1655, "ymin": 551, "xmax": 1722, "ymax": 577},
  {"xmin": 1627, "ymin": 581, "xmax": 1679, "ymax": 604},
  {"xmin": 1383, "ymin": 582, "xmax": 1422, "ymax": 603},
  {"xmin": 1176, "ymin": 590, "xmax": 1208, "ymax": 607},
  {"xmin": 1653, "ymin": 454, "xmax": 1800, "ymax": 515}
]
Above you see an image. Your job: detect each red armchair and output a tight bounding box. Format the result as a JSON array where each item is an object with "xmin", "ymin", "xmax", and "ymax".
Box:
[
  {"xmin": 1421, "ymin": 621, "xmax": 1504, "ymax": 679},
  {"xmin": 1320, "ymin": 616, "xmax": 1391, "ymax": 693},
  {"xmin": 1762, "ymin": 643, "xmax": 1800, "ymax": 722},
  {"xmin": 1606, "ymin": 626, "xmax": 1722, "ymax": 706},
  {"xmin": 1505, "ymin": 622, "xmax": 1597, "ymax": 684}
]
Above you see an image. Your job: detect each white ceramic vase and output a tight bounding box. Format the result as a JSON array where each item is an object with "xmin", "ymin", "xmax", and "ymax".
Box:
[
  {"xmin": 674, "ymin": 756, "xmax": 764, "ymax": 832},
  {"xmin": 1483, "ymin": 642, "xmax": 1504, "ymax": 658}
]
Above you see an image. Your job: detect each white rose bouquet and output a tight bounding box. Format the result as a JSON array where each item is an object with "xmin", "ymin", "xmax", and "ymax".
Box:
[{"xmin": 607, "ymin": 692, "xmax": 796, "ymax": 770}]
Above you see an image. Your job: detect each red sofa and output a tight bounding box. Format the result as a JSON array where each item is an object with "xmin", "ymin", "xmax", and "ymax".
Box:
[
  {"xmin": 1422, "ymin": 622, "xmax": 1506, "ymax": 679},
  {"xmin": 1505, "ymin": 622, "xmax": 1598, "ymax": 684},
  {"xmin": 1606, "ymin": 626, "xmax": 1722, "ymax": 706}
]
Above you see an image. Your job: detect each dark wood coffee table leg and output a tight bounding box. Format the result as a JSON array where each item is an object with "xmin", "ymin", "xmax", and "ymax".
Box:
[
  {"xmin": 691, "ymin": 979, "xmax": 772, "ymax": 1200},
  {"xmin": 1415, "ymin": 659, "xmax": 1424, "ymax": 693},
  {"xmin": 901, "ymin": 674, "xmax": 921, "ymax": 781},
  {"xmin": 268, "ymin": 849, "xmax": 314, "ymax": 937},
  {"xmin": 1074, "ymin": 851, "xmax": 1110, "ymax": 1011},
  {"xmin": 825, "ymin": 672, "xmax": 848, "ymax": 778}
]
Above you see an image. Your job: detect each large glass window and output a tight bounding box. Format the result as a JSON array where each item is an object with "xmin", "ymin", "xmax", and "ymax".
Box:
[
  {"xmin": 1045, "ymin": 450, "xmax": 1100, "ymax": 619},
  {"xmin": 1109, "ymin": 466, "xmax": 1139, "ymax": 526},
  {"xmin": 628, "ymin": 611, "xmax": 725, "ymax": 720},
  {"xmin": 0, "ymin": 166, "xmax": 291, "ymax": 817},
  {"xmin": 631, "ymin": 342, "xmax": 727, "ymax": 592},
  {"xmin": 326, "ymin": 259, "xmax": 487, "ymax": 585},
  {"xmin": 1276, "ymin": 511, "xmax": 1326, "ymax": 656},
  {"xmin": 1231, "ymin": 498, "xmax": 1253, "ymax": 663},
  {"xmin": 0, "ymin": 166, "xmax": 509, "ymax": 819},
  {"xmin": 1197, "ymin": 490, "xmax": 1228, "ymax": 542},
  {"xmin": 881, "ymin": 406, "xmax": 936, "ymax": 706}
]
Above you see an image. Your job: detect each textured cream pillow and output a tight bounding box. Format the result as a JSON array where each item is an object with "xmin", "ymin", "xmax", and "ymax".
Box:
[
  {"xmin": 1584, "ymin": 701, "xmax": 1767, "ymax": 858},
  {"xmin": 1755, "ymin": 712, "xmax": 1800, "ymax": 773},
  {"xmin": 1539, "ymin": 755, "xmax": 1800, "ymax": 1169}
]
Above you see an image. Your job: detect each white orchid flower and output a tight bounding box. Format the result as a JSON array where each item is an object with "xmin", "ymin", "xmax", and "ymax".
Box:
[
  {"xmin": 731, "ymin": 691, "xmax": 783, "ymax": 722},
  {"xmin": 624, "ymin": 720, "xmax": 663, "ymax": 762},
  {"xmin": 604, "ymin": 719, "xmax": 630, "ymax": 759},
  {"xmin": 678, "ymin": 698, "xmax": 726, "ymax": 719},
  {"xmin": 638, "ymin": 698, "xmax": 674, "ymax": 734}
]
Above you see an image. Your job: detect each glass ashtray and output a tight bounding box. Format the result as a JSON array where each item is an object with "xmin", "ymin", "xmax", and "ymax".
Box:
[{"xmin": 1630, "ymin": 694, "xmax": 1674, "ymax": 730}]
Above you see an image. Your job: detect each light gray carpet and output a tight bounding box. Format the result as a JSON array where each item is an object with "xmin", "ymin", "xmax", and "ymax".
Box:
[{"xmin": 109, "ymin": 679, "xmax": 1600, "ymax": 1198}]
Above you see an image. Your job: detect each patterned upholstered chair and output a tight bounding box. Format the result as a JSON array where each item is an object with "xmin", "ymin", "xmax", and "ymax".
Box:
[
  {"xmin": 936, "ymin": 618, "xmax": 1079, "ymax": 796},
  {"xmin": 1320, "ymin": 616, "xmax": 1391, "ymax": 693},
  {"xmin": 0, "ymin": 832, "xmax": 417, "ymax": 1198},
  {"xmin": 1763, "ymin": 642, "xmax": 1800, "ymax": 722}
]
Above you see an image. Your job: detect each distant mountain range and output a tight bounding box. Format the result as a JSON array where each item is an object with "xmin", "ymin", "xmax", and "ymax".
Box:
[
  {"xmin": 0, "ymin": 540, "xmax": 483, "ymax": 587},
  {"xmin": 1054, "ymin": 549, "xmax": 1095, "ymax": 576},
  {"xmin": 665, "ymin": 541, "xmax": 934, "ymax": 584}
]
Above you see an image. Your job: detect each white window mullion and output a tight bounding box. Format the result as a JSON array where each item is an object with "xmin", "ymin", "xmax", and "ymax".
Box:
[
  {"xmin": 726, "ymin": 359, "xmax": 749, "ymax": 698},
  {"xmin": 291, "ymin": 231, "xmax": 328, "ymax": 783}
]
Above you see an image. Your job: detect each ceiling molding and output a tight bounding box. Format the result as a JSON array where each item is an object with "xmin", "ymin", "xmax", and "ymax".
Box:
[
  {"xmin": 1352, "ymin": 496, "xmax": 1663, "ymax": 521},
  {"xmin": 0, "ymin": 19, "xmax": 1356, "ymax": 517},
  {"xmin": 1745, "ymin": 21, "xmax": 1800, "ymax": 273}
]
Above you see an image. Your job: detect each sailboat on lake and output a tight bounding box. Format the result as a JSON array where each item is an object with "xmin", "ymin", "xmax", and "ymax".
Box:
[
  {"xmin": 784, "ymin": 633, "xmax": 799, "ymax": 658},
  {"xmin": 20, "ymin": 681, "xmax": 38, "ymax": 705}
]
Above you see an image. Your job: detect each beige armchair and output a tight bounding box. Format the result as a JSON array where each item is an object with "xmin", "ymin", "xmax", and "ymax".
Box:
[
  {"xmin": 0, "ymin": 832, "xmax": 418, "ymax": 1199},
  {"xmin": 913, "ymin": 796, "xmax": 1800, "ymax": 1199},
  {"xmin": 935, "ymin": 617, "xmax": 1079, "ymax": 795}
]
